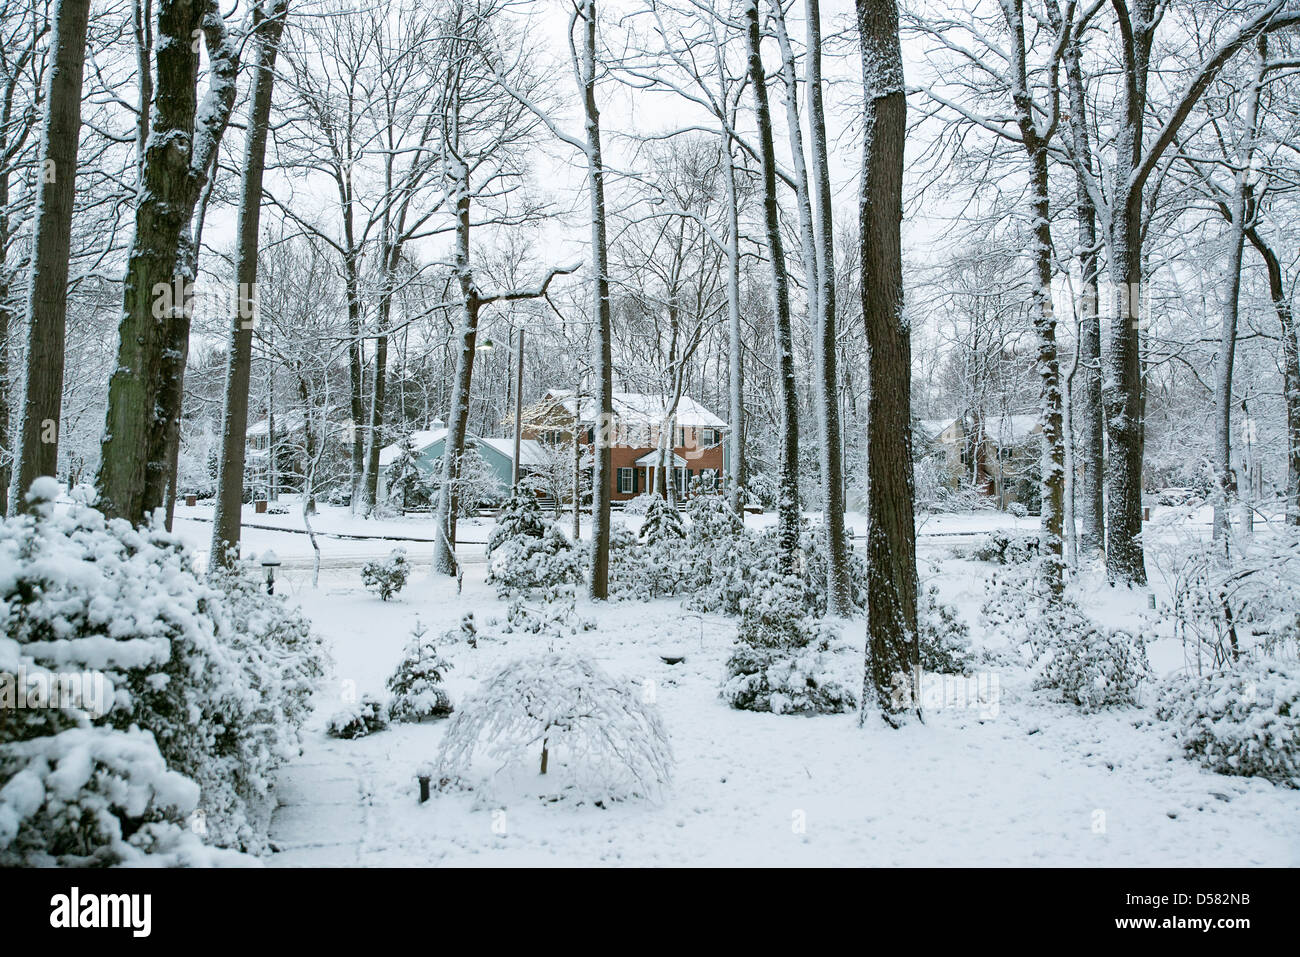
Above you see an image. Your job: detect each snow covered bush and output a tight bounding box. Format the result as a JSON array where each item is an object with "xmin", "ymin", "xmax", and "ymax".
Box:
[
  {"xmin": 606, "ymin": 523, "xmax": 650, "ymax": 601},
  {"xmin": 386, "ymin": 621, "xmax": 453, "ymax": 722},
  {"xmin": 1155, "ymin": 530, "xmax": 1300, "ymax": 669},
  {"xmin": 326, "ymin": 695, "xmax": 390, "ymax": 739},
  {"xmin": 361, "ymin": 548, "xmax": 410, "ymax": 601},
  {"xmin": 797, "ymin": 524, "xmax": 869, "ymax": 616},
  {"xmin": 502, "ymin": 584, "xmax": 594, "ymax": 638},
  {"xmin": 487, "ymin": 491, "xmax": 549, "ymax": 551},
  {"xmin": 0, "ymin": 480, "xmax": 324, "ymax": 861},
  {"xmin": 487, "ymin": 493, "xmax": 582, "ymax": 597},
  {"xmin": 1156, "ymin": 662, "xmax": 1300, "ymax": 787},
  {"xmin": 1034, "ymin": 619, "xmax": 1152, "ymax": 712},
  {"xmin": 435, "ymin": 652, "xmax": 673, "ymax": 803},
  {"xmin": 918, "ymin": 585, "xmax": 975, "ymax": 675},
  {"xmin": 721, "ymin": 578, "xmax": 856, "ymax": 715},
  {"xmin": 443, "ymin": 612, "xmax": 479, "ymax": 649},
  {"xmin": 639, "ymin": 497, "xmax": 684, "ymax": 543},
  {"xmin": 973, "ymin": 530, "xmax": 1040, "ymax": 565},
  {"xmin": 620, "ymin": 493, "xmax": 657, "ymax": 516},
  {"xmin": 0, "ymin": 726, "xmax": 249, "ymax": 867}
]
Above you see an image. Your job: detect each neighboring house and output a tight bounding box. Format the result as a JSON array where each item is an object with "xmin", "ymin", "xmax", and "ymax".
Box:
[
  {"xmin": 375, "ymin": 427, "xmax": 546, "ymax": 504},
  {"xmin": 916, "ymin": 413, "xmax": 1041, "ymax": 509},
  {"xmin": 246, "ymin": 411, "xmax": 307, "ymax": 497},
  {"xmin": 523, "ymin": 389, "xmax": 728, "ymax": 502}
]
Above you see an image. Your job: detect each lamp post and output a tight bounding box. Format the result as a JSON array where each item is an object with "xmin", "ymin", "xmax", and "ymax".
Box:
[{"xmin": 261, "ymin": 549, "xmax": 280, "ymax": 595}]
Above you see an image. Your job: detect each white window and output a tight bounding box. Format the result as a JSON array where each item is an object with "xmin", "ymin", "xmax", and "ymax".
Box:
[{"xmin": 618, "ymin": 468, "xmax": 634, "ymax": 494}]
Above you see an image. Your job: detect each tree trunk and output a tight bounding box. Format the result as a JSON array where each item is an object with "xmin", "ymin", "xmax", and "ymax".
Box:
[
  {"xmin": 744, "ymin": 0, "xmax": 800, "ymax": 572},
  {"xmin": 713, "ymin": 30, "xmax": 744, "ymax": 516},
  {"xmin": 97, "ymin": 0, "xmax": 237, "ymax": 525},
  {"xmin": 1001, "ymin": 2, "xmax": 1064, "ymax": 597},
  {"xmin": 1212, "ymin": 47, "xmax": 1262, "ymax": 550},
  {"xmin": 1030, "ymin": 151, "xmax": 1065, "ymax": 597},
  {"xmin": 1248, "ymin": 233, "xmax": 1299, "ymax": 526},
  {"xmin": 1062, "ymin": 29, "xmax": 1103, "ymax": 559},
  {"xmin": 434, "ymin": 179, "xmax": 479, "ymax": 576},
  {"xmin": 8, "ymin": 0, "xmax": 91, "ymax": 511},
  {"xmin": 212, "ymin": 0, "xmax": 288, "ymax": 566},
  {"xmin": 582, "ymin": 0, "xmax": 613, "ymax": 600},
  {"xmin": 805, "ymin": 0, "xmax": 849, "ymax": 613},
  {"xmin": 856, "ymin": 0, "xmax": 917, "ymax": 726}
]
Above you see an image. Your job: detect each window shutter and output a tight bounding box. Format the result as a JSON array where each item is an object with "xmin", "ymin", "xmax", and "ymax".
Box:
[{"xmin": 632, "ymin": 468, "xmax": 639, "ymax": 494}]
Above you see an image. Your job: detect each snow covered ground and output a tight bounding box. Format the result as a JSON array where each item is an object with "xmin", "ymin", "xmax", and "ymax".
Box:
[{"xmin": 198, "ymin": 504, "xmax": 1300, "ymax": 868}]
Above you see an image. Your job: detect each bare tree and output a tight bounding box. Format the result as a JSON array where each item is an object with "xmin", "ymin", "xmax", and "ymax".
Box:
[
  {"xmin": 211, "ymin": 0, "xmax": 290, "ymax": 567},
  {"xmin": 857, "ymin": 0, "xmax": 917, "ymax": 725},
  {"xmin": 8, "ymin": 0, "xmax": 90, "ymax": 510}
]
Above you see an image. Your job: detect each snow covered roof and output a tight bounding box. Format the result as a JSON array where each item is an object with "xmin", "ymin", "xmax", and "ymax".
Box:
[
  {"xmin": 378, "ymin": 429, "xmax": 449, "ymax": 468},
  {"xmin": 477, "ymin": 436, "xmax": 549, "ymax": 467},
  {"xmin": 988, "ymin": 415, "xmax": 1039, "ymax": 445},
  {"xmin": 546, "ymin": 389, "xmax": 726, "ymax": 429},
  {"xmin": 918, "ymin": 417, "xmax": 960, "ymax": 439},
  {"xmin": 632, "ymin": 450, "xmax": 689, "ymax": 468},
  {"xmin": 247, "ymin": 411, "xmax": 306, "ymax": 437}
]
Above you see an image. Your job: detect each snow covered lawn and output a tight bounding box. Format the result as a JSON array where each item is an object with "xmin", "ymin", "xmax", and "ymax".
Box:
[{"xmin": 263, "ymin": 552, "xmax": 1300, "ymax": 867}]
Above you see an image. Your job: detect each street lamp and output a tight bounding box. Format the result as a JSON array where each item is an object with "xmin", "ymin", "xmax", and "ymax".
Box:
[{"xmin": 261, "ymin": 550, "xmax": 281, "ymax": 595}]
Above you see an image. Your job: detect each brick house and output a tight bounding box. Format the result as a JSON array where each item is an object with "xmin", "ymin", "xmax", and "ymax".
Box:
[{"xmin": 522, "ymin": 389, "xmax": 728, "ymax": 502}]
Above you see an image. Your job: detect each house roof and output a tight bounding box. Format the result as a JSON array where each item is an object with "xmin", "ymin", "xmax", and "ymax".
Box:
[
  {"xmin": 545, "ymin": 389, "xmax": 727, "ymax": 429},
  {"xmin": 378, "ymin": 430, "xmax": 550, "ymax": 470},
  {"xmin": 988, "ymin": 414, "xmax": 1039, "ymax": 444},
  {"xmin": 378, "ymin": 429, "xmax": 448, "ymax": 468},
  {"xmin": 632, "ymin": 449, "xmax": 689, "ymax": 468},
  {"xmin": 247, "ymin": 411, "xmax": 306, "ymax": 437},
  {"xmin": 917, "ymin": 417, "xmax": 960, "ymax": 439},
  {"xmin": 477, "ymin": 436, "xmax": 549, "ymax": 467}
]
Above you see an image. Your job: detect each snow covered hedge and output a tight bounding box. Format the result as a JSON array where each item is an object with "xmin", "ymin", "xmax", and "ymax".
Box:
[
  {"xmin": 1156, "ymin": 662, "xmax": 1300, "ymax": 788},
  {"xmin": 0, "ymin": 481, "xmax": 327, "ymax": 864},
  {"xmin": 722, "ymin": 578, "xmax": 856, "ymax": 715},
  {"xmin": 1033, "ymin": 613, "xmax": 1152, "ymax": 712},
  {"xmin": 487, "ymin": 493, "xmax": 583, "ymax": 597},
  {"xmin": 435, "ymin": 652, "xmax": 673, "ymax": 804}
]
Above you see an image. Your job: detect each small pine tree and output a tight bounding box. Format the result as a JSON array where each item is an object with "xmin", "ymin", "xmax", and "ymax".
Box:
[
  {"xmin": 640, "ymin": 496, "xmax": 685, "ymax": 544},
  {"xmin": 387, "ymin": 619, "xmax": 454, "ymax": 722}
]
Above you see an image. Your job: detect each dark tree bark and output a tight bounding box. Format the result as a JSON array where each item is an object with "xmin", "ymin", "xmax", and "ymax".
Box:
[
  {"xmin": 581, "ymin": 0, "xmax": 613, "ymax": 599},
  {"xmin": 97, "ymin": 0, "xmax": 238, "ymax": 524},
  {"xmin": 744, "ymin": 0, "xmax": 800, "ymax": 572},
  {"xmin": 806, "ymin": 0, "xmax": 850, "ymax": 613},
  {"xmin": 856, "ymin": 0, "xmax": 917, "ymax": 726},
  {"xmin": 212, "ymin": 0, "xmax": 289, "ymax": 567},
  {"xmin": 8, "ymin": 0, "xmax": 91, "ymax": 511}
]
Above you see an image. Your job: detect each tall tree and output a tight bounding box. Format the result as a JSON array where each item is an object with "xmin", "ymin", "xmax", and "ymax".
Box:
[
  {"xmin": 743, "ymin": 0, "xmax": 800, "ymax": 571},
  {"xmin": 8, "ymin": 0, "xmax": 91, "ymax": 510},
  {"xmin": 96, "ymin": 0, "xmax": 240, "ymax": 524},
  {"xmin": 856, "ymin": 0, "xmax": 917, "ymax": 725},
  {"xmin": 805, "ymin": 0, "xmax": 850, "ymax": 613},
  {"xmin": 1089, "ymin": 0, "xmax": 1300, "ymax": 583},
  {"xmin": 211, "ymin": 0, "xmax": 290, "ymax": 567}
]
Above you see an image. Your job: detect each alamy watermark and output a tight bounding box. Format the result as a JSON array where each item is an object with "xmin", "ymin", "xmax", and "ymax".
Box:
[{"xmin": 0, "ymin": 668, "xmax": 111, "ymax": 718}]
